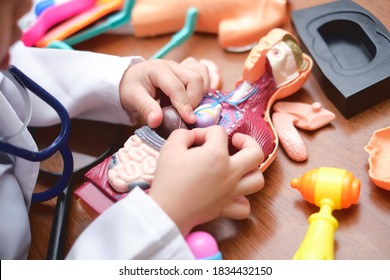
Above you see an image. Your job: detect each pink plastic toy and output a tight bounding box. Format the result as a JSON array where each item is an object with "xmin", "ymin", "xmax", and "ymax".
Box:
[
  {"xmin": 364, "ymin": 126, "xmax": 390, "ymax": 190},
  {"xmin": 185, "ymin": 231, "xmax": 222, "ymax": 260},
  {"xmin": 22, "ymin": 0, "xmax": 96, "ymax": 46},
  {"xmin": 272, "ymin": 101, "xmax": 335, "ymax": 162},
  {"xmin": 36, "ymin": 0, "xmax": 124, "ymax": 48}
]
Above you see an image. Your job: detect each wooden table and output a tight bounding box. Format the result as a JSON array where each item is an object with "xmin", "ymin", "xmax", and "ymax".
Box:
[{"xmin": 28, "ymin": 0, "xmax": 390, "ymax": 260}]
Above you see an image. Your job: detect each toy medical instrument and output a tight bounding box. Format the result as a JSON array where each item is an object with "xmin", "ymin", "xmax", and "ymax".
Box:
[
  {"xmin": 272, "ymin": 101, "xmax": 335, "ymax": 162},
  {"xmin": 291, "ymin": 167, "xmax": 360, "ymax": 260},
  {"xmin": 186, "ymin": 231, "xmax": 222, "ymax": 260},
  {"xmin": 22, "ymin": 0, "xmax": 96, "ymax": 47},
  {"xmin": 365, "ymin": 126, "xmax": 390, "ymax": 190},
  {"xmin": 63, "ymin": 0, "xmax": 135, "ymax": 47},
  {"xmin": 0, "ymin": 66, "xmax": 73, "ymax": 203},
  {"xmin": 36, "ymin": 0, "xmax": 124, "ymax": 48},
  {"xmin": 151, "ymin": 7, "xmax": 198, "ymax": 59}
]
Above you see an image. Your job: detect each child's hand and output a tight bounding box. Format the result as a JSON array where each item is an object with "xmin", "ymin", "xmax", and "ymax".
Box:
[
  {"xmin": 148, "ymin": 126, "xmax": 265, "ymax": 236},
  {"xmin": 119, "ymin": 58, "xmax": 210, "ymax": 128}
]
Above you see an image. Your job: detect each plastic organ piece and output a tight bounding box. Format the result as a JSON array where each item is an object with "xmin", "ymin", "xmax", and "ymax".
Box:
[
  {"xmin": 108, "ymin": 106, "xmax": 186, "ymax": 193},
  {"xmin": 195, "ymin": 29, "xmax": 313, "ymax": 171},
  {"xmin": 364, "ymin": 126, "xmax": 390, "ymax": 190},
  {"xmin": 272, "ymin": 101, "xmax": 335, "ymax": 162},
  {"xmin": 107, "ymin": 126, "xmax": 164, "ymax": 192}
]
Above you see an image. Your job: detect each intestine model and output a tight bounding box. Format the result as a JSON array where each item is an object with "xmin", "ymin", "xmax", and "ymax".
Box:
[
  {"xmin": 107, "ymin": 28, "xmax": 313, "ymax": 193},
  {"xmin": 107, "ymin": 106, "xmax": 186, "ymax": 192}
]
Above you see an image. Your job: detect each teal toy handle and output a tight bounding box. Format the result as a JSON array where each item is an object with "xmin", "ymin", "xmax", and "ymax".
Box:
[{"xmin": 151, "ymin": 7, "xmax": 198, "ymax": 59}]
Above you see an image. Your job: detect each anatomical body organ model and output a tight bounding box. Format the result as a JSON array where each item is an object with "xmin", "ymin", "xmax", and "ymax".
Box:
[{"xmin": 106, "ymin": 28, "xmax": 313, "ymax": 193}]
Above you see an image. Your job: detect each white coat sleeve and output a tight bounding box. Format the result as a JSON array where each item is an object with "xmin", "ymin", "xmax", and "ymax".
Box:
[
  {"xmin": 7, "ymin": 43, "xmax": 194, "ymax": 259},
  {"xmin": 66, "ymin": 187, "xmax": 195, "ymax": 260},
  {"xmin": 9, "ymin": 41, "xmax": 143, "ymax": 127}
]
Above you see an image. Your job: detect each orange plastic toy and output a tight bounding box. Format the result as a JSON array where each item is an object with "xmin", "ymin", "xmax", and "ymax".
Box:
[
  {"xmin": 131, "ymin": 0, "xmax": 288, "ymax": 51},
  {"xmin": 364, "ymin": 126, "xmax": 390, "ymax": 190},
  {"xmin": 291, "ymin": 167, "xmax": 360, "ymax": 260},
  {"xmin": 36, "ymin": 0, "xmax": 124, "ymax": 48},
  {"xmin": 243, "ymin": 29, "xmax": 313, "ymax": 171}
]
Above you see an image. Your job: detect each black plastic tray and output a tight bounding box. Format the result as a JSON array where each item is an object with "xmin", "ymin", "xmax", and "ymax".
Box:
[{"xmin": 292, "ymin": 0, "xmax": 390, "ymax": 118}]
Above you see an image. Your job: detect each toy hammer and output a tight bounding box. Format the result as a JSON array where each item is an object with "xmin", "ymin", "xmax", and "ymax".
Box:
[{"xmin": 291, "ymin": 167, "xmax": 361, "ymax": 260}]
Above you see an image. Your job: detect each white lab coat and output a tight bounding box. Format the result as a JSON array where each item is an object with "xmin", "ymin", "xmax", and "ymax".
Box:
[{"xmin": 0, "ymin": 42, "xmax": 194, "ymax": 260}]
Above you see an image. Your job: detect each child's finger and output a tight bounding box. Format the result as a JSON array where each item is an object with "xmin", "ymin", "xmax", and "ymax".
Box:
[
  {"xmin": 122, "ymin": 87, "xmax": 163, "ymax": 128},
  {"xmin": 162, "ymin": 129, "xmax": 196, "ymax": 152},
  {"xmin": 180, "ymin": 57, "xmax": 211, "ymax": 92},
  {"xmin": 191, "ymin": 126, "xmax": 229, "ymax": 150},
  {"xmin": 221, "ymin": 197, "xmax": 251, "ymax": 220},
  {"xmin": 230, "ymin": 133, "xmax": 264, "ymax": 174},
  {"xmin": 234, "ymin": 169, "xmax": 264, "ymax": 197}
]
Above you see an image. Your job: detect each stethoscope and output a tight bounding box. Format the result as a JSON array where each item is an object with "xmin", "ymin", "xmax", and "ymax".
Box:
[{"xmin": 0, "ymin": 65, "xmax": 73, "ymax": 203}]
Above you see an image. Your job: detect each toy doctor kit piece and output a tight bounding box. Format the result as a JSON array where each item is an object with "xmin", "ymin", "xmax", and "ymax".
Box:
[
  {"xmin": 0, "ymin": 66, "xmax": 73, "ymax": 203},
  {"xmin": 131, "ymin": 0, "xmax": 288, "ymax": 51},
  {"xmin": 365, "ymin": 126, "xmax": 390, "ymax": 191},
  {"xmin": 291, "ymin": 167, "xmax": 361, "ymax": 260},
  {"xmin": 193, "ymin": 28, "xmax": 312, "ymax": 172},
  {"xmin": 186, "ymin": 231, "xmax": 222, "ymax": 260},
  {"xmin": 272, "ymin": 101, "xmax": 335, "ymax": 162}
]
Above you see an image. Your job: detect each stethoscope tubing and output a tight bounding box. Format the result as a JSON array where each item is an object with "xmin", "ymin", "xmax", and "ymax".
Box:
[{"xmin": 0, "ymin": 66, "xmax": 73, "ymax": 202}]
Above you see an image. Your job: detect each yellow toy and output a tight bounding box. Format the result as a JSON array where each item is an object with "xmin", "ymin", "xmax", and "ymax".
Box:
[{"xmin": 290, "ymin": 167, "xmax": 361, "ymax": 260}]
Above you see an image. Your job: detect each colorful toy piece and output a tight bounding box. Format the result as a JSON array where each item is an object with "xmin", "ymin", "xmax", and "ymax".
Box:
[
  {"xmin": 22, "ymin": 0, "xmax": 96, "ymax": 47},
  {"xmin": 291, "ymin": 167, "xmax": 361, "ymax": 260},
  {"xmin": 36, "ymin": 0, "xmax": 124, "ymax": 48},
  {"xmin": 185, "ymin": 231, "xmax": 222, "ymax": 260},
  {"xmin": 151, "ymin": 7, "xmax": 198, "ymax": 59},
  {"xmin": 272, "ymin": 101, "xmax": 335, "ymax": 162},
  {"xmin": 34, "ymin": 0, "xmax": 71, "ymax": 16},
  {"xmin": 63, "ymin": 0, "xmax": 135, "ymax": 47},
  {"xmin": 194, "ymin": 28, "xmax": 313, "ymax": 171},
  {"xmin": 131, "ymin": 0, "xmax": 288, "ymax": 51},
  {"xmin": 364, "ymin": 126, "xmax": 390, "ymax": 191}
]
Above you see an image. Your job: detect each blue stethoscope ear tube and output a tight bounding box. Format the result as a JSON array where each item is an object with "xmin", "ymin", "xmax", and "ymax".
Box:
[{"xmin": 0, "ymin": 66, "xmax": 73, "ymax": 202}]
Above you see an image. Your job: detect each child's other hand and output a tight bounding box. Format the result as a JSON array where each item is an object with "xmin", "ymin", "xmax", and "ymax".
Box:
[
  {"xmin": 119, "ymin": 58, "xmax": 210, "ymax": 128},
  {"xmin": 148, "ymin": 126, "xmax": 265, "ymax": 236}
]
